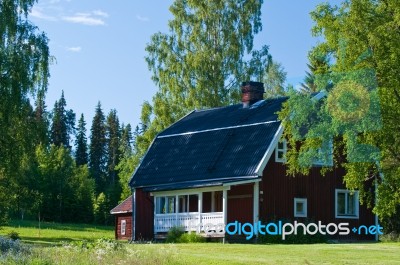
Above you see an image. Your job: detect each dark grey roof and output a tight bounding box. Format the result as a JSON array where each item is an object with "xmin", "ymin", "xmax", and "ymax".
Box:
[{"xmin": 130, "ymin": 97, "xmax": 288, "ymax": 191}]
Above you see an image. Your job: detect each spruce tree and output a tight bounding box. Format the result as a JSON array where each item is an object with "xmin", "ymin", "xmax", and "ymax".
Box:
[
  {"xmin": 75, "ymin": 114, "xmax": 89, "ymax": 166},
  {"xmin": 89, "ymin": 102, "xmax": 107, "ymax": 193},
  {"xmin": 50, "ymin": 91, "xmax": 75, "ymax": 148}
]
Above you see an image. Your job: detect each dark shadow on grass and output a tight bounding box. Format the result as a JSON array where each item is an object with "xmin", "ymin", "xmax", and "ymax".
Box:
[{"xmin": 8, "ymin": 220, "xmax": 113, "ymax": 233}]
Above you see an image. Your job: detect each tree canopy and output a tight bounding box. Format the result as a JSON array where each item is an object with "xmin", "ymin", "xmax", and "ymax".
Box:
[{"xmin": 279, "ymin": 0, "xmax": 400, "ymax": 220}]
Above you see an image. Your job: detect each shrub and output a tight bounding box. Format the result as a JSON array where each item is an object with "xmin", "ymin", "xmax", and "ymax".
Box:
[
  {"xmin": 7, "ymin": 231, "xmax": 20, "ymax": 241},
  {"xmin": 179, "ymin": 232, "xmax": 205, "ymax": 243},
  {"xmin": 166, "ymin": 227, "xmax": 184, "ymax": 243}
]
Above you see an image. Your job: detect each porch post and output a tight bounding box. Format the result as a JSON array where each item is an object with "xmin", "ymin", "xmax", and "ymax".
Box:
[
  {"xmin": 153, "ymin": 196, "xmax": 156, "ymax": 235},
  {"xmin": 253, "ymin": 182, "xmax": 259, "ymax": 236},
  {"xmin": 175, "ymin": 195, "xmax": 179, "ymax": 227},
  {"xmin": 222, "ymin": 189, "xmax": 228, "ymax": 225},
  {"xmin": 211, "ymin": 191, "xmax": 215, "ymax": 212},
  {"xmin": 198, "ymin": 192, "xmax": 203, "ymax": 233},
  {"xmin": 132, "ymin": 188, "xmax": 136, "ymax": 241}
]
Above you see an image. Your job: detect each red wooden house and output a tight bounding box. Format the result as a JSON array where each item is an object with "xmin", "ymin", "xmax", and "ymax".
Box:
[
  {"xmin": 110, "ymin": 196, "xmax": 132, "ymax": 240},
  {"xmin": 125, "ymin": 81, "xmax": 377, "ymax": 242}
]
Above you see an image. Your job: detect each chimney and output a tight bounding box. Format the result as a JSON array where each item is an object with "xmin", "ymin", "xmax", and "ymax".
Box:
[{"xmin": 241, "ymin": 81, "xmax": 264, "ymax": 108}]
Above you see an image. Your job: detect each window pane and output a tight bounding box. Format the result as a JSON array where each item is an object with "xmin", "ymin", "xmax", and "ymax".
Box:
[
  {"xmin": 167, "ymin": 196, "xmax": 175, "ymax": 213},
  {"xmin": 296, "ymin": 202, "xmax": 304, "ymax": 214},
  {"xmin": 278, "ymin": 141, "xmax": 284, "ymax": 149},
  {"xmin": 189, "ymin": 194, "xmax": 199, "ymax": 212},
  {"xmin": 178, "ymin": 195, "xmax": 187, "ymax": 213},
  {"xmin": 347, "ymin": 193, "xmax": 355, "ymax": 215},
  {"xmin": 337, "ymin": 192, "xmax": 345, "ymax": 215},
  {"xmin": 156, "ymin": 197, "xmax": 166, "ymax": 214}
]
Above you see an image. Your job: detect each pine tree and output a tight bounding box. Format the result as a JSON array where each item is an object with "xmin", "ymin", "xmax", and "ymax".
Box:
[
  {"xmin": 89, "ymin": 102, "xmax": 107, "ymax": 194},
  {"xmin": 105, "ymin": 109, "xmax": 121, "ymax": 186},
  {"xmin": 50, "ymin": 91, "xmax": 75, "ymax": 148},
  {"xmin": 75, "ymin": 114, "xmax": 88, "ymax": 166},
  {"xmin": 34, "ymin": 90, "xmax": 50, "ymax": 145}
]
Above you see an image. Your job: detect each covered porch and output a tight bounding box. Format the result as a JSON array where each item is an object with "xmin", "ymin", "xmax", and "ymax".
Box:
[{"xmin": 151, "ymin": 181, "xmax": 260, "ymax": 237}]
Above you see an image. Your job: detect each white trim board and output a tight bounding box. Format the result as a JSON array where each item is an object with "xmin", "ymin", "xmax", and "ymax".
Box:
[
  {"xmin": 255, "ymin": 124, "xmax": 284, "ymax": 176},
  {"xmin": 150, "ymin": 186, "xmax": 231, "ymax": 196}
]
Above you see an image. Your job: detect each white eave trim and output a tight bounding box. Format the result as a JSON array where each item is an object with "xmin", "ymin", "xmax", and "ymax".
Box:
[
  {"xmin": 222, "ymin": 179, "xmax": 261, "ymax": 187},
  {"xmin": 157, "ymin": 120, "xmax": 279, "ymax": 138},
  {"xmin": 110, "ymin": 210, "xmax": 131, "ymax": 215},
  {"xmin": 255, "ymin": 124, "xmax": 284, "ymax": 176}
]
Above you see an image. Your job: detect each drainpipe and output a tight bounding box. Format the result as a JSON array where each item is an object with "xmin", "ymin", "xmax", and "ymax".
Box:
[{"xmin": 132, "ymin": 188, "xmax": 136, "ymax": 242}]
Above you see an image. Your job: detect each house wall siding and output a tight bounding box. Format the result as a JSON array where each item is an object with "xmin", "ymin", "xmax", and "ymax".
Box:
[
  {"xmin": 228, "ymin": 184, "xmax": 253, "ymax": 224},
  {"xmin": 135, "ymin": 188, "xmax": 154, "ymax": 240},
  {"xmin": 115, "ymin": 214, "xmax": 132, "ymax": 240},
  {"xmin": 260, "ymin": 151, "xmax": 376, "ymax": 240}
]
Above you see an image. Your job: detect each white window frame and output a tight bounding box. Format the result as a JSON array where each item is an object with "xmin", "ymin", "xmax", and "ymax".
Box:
[
  {"xmin": 335, "ymin": 189, "xmax": 359, "ymax": 219},
  {"xmin": 155, "ymin": 196, "xmax": 176, "ymax": 214},
  {"xmin": 294, "ymin": 198, "xmax": 307, "ymax": 218},
  {"xmin": 275, "ymin": 139, "xmax": 287, "ymax": 163},
  {"xmin": 313, "ymin": 140, "xmax": 333, "ymax": 166},
  {"xmin": 121, "ymin": 219, "xmax": 126, "ymax": 235}
]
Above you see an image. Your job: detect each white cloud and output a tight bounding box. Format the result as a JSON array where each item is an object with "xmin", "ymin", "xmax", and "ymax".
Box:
[
  {"xmin": 93, "ymin": 10, "xmax": 109, "ymax": 18},
  {"xmin": 66, "ymin": 46, "xmax": 82, "ymax": 52},
  {"xmin": 62, "ymin": 12, "xmax": 106, "ymax": 26},
  {"xmin": 30, "ymin": 7, "xmax": 57, "ymax": 21},
  {"xmin": 136, "ymin": 15, "xmax": 149, "ymax": 22}
]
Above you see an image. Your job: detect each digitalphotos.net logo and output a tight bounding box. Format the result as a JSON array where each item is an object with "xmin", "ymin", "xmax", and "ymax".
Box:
[{"xmin": 189, "ymin": 221, "xmax": 383, "ymax": 240}]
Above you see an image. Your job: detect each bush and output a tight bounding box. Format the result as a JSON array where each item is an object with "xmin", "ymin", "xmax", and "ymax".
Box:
[
  {"xmin": 7, "ymin": 231, "xmax": 20, "ymax": 241},
  {"xmin": 166, "ymin": 227, "xmax": 205, "ymax": 243},
  {"xmin": 166, "ymin": 227, "xmax": 184, "ymax": 243},
  {"xmin": 179, "ymin": 232, "xmax": 205, "ymax": 243}
]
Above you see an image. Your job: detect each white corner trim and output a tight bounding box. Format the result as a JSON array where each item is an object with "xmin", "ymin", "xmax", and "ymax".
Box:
[
  {"xmin": 255, "ymin": 124, "xmax": 284, "ymax": 176},
  {"xmin": 312, "ymin": 90, "xmax": 327, "ymax": 101}
]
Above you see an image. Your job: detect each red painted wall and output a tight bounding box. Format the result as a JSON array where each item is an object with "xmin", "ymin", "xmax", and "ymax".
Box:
[
  {"xmin": 135, "ymin": 188, "xmax": 154, "ymax": 240},
  {"xmin": 115, "ymin": 214, "xmax": 132, "ymax": 240},
  {"xmin": 260, "ymin": 150, "xmax": 376, "ymax": 240}
]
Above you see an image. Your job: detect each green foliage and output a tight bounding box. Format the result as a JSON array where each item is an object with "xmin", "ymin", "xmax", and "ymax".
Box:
[
  {"xmin": 34, "ymin": 145, "xmax": 95, "ymax": 223},
  {"xmin": 263, "ymin": 60, "xmax": 287, "ymax": 98},
  {"xmin": 124, "ymin": 0, "xmax": 273, "ymax": 190},
  {"xmin": 178, "ymin": 232, "xmax": 206, "ymax": 243},
  {"xmin": 50, "ymin": 91, "xmax": 75, "ymax": 148},
  {"xmin": 7, "ymin": 231, "xmax": 20, "ymax": 241},
  {"xmin": 280, "ymin": 0, "xmax": 400, "ymax": 225},
  {"xmin": 93, "ymin": 192, "xmax": 111, "ymax": 225},
  {"xmin": 165, "ymin": 227, "xmax": 185, "ymax": 243},
  {"xmin": 165, "ymin": 227, "xmax": 205, "ymax": 243},
  {"xmin": 89, "ymin": 102, "xmax": 107, "ymax": 194},
  {"xmin": 75, "ymin": 114, "xmax": 89, "ymax": 166},
  {"xmin": 0, "ymin": 0, "xmax": 50, "ymax": 225}
]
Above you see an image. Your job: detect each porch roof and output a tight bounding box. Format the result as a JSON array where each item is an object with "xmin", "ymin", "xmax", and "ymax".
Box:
[{"xmin": 130, "ymin": 97, "xmax": 287, "ymax": 191}]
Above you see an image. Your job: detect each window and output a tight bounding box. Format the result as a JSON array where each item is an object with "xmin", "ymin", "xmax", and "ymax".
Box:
[
  {"xmin": 121, "ymin": 219, "xmax": 126, "ymax": 235},
  {"xmin": 156, "ymin": 196, "xmax": 176, "ymax": 214},
  {"xmin": 313, "ymin": 140, "xmax": 333, "ymax": 166},
  {"xmin": 178, "ymin": 194, "xmax": 199, "ymax": 213},
  {"xmin": 275, "ymin": 139, "xmax": 287, "ymax": 163},
  {"xmin": 335, "ymin": 189, "xmax": 359, "ymax": 219},
  {"xmin": 294, "ymin": 198, "xmax": 307, "ymax": 217}
]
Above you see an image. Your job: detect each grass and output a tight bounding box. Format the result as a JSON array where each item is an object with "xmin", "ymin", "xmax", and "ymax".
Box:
[
  {"xmin": 0, "ymin": 219, "xmax": 114, "ymax": 245},
  {"xmin": 1, "ymin": 220, "xmax": 400, "ymax": 264}
]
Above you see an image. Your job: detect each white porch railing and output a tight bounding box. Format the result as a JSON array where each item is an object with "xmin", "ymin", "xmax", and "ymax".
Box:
[{"xmin": 154, "ymin": 212, "xmax": 224, "ymax": 233}]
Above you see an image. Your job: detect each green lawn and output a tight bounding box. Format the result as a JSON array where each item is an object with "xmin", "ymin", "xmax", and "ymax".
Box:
[
  {"xmin": 138, "ymin": 243, "xmax": 400, "ymax": 265},
  {"xmin": 0, "ymin": 219, "xmax": 114, "ymax": 245},
  {"xmin": 1, "ymin": 220, "xmax": 400, "ymax": 264}
]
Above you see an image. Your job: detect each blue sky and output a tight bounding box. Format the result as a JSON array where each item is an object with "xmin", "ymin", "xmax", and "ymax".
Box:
[{"xmin": 28, "ymin": 0, "xmax": 340, "ymax": 130}]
